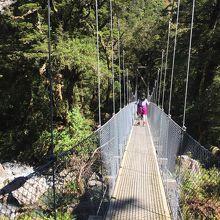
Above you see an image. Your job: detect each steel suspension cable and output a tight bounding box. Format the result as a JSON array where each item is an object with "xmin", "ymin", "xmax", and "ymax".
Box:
[
  {"xmin": 168, "ymin": 0, "xmax": 181, "ymax": 116},
  {"xmin": 154, "ymin": 81, "xmax": 157, "ymax": 102},
  {"xmin": 158, "ymin": 49, "xmax": 164, "ymax": 107},
  {"xmin": 157, "ymin": 72, "xmax": 160, "ymax": 105},
  {"xmin": 128, "ymin": 80, "xmax": 131, "ymax": 102},
  {"xmin": 147, "ymin": 71, "xmax": 150, "ymax": 97},
  {"xmin": 162, "ymin": 21, "xmax": 171, "ymax": 110},
  {"xmin": 126, "ymin": 69, "xmax": 129, "ymax": 104},
  {"xmin": 155, "ymin": 68, "xmax": 160, "ymax": 105},
  {"xmin": 47, "ymin": 0, "xmax": 56, "ymax": 219},
  {"xmin": 183, "ymin": 0, "xmax": 195, "ymax": 128},
  {"xmin": 110, "ymin": 0, "xmax": 115, "ymax": 114},
  {"xmin": 95, "ymin": 0, "xmax": 101, "ymax": 126},
  {"xmin": 135, "ymin": 71, "xmax": 138, "ymax": 100},
  {"xmin": 123, "ymin": 50, "xmax": 126, "ymax": 106},
  {"xmin": 117, "ymin": 19, "xmax": 122, "ymax": 109},
  {"xmin": 95, "ymin": 2, "xmax": 103, "ymax": 195},
  {"xmin": 140, "ymin": 75, "xmax": 148, "ymax": 89}
]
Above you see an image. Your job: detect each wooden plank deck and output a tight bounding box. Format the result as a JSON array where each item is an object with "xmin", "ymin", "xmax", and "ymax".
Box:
[{"xmin": 105, "ymin": 121, "xmax": 171, "ymax": 220}]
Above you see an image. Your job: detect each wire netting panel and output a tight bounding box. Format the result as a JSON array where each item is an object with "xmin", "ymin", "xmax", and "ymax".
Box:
[
  {"xmin": 0, "ymin": 103, "xmax": 135, "ymax": 219},
  {"xmin": 148, "ymin": 103, "xmax": 220, "ymax": 220},
  {"xmin": 148, "ymin": 103, "xmax": 161, "ymax": 149},
  {"xmin": 166, "ymin": 117, "xmax": 182, "ymax": 174},
  {"xmin": 98, "ymin": 103, "xmax": 135, "ymax": 197}
]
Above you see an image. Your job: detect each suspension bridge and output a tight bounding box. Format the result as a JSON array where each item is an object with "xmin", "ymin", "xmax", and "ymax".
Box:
[
  {"xmin": 0, "ymin": 0, "xmax": 220, "ymax": 219},
  {"xmin": 0, "ymin": 102, "xmax": 219, "ymax": 219}
]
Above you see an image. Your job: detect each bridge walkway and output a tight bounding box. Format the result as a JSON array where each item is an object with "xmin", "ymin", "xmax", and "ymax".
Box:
[{"xmin": 105, "ymin": 121, "xmax": 171, "ymax": 220}]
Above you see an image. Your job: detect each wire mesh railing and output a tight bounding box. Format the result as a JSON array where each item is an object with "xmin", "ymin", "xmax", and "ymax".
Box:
[
  {"xmin": 0, "ymin": 103, "xmax": 136, "ymax": 220},
  {"xmin": 148, "ymin": 102, "xmax": 220, "ymax": 220}
]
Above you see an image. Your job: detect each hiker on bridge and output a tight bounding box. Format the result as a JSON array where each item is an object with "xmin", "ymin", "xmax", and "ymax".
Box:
[{"xmin": 136, "ymin": 93, "xmax": 149, "ymax": 126}]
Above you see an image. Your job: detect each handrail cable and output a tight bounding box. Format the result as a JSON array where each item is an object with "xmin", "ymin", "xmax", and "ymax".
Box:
[
  {"xmin": 118, "ymin": 18, "xmax": 122, "ymax": 109},
  {"xmin": 110, "ymin": 0, "xmax": 115, "ymax": 114},
  {"xmin": 162, "ymin": 20, "xmax": 171, "ymax": 110},
  {"xmin": 95, "ymin": 0, "xmax": 101, "ymax": 126},
  {"xmin": 168, "ymin": 0, "xmax": 181, "ymax": 116},
  {"xmin": 47, "ymin": 0, "xmax": 56, "ymax": 219},
  {"xmin": 158, "ymin": 49, "xmax": 164, "ymax": 107},
  {"xmin": 183, "ymin": 0, "xmax": 195, "ymax": 128}
]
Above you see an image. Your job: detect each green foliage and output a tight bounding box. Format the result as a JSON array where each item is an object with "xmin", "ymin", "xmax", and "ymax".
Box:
[
  {"xmin": 18, "ymin": 3, "xmax": 41, "ymax": 13},
  {"xmin": 18, "ymin": 210, "xmax": 75, "ymax": 220},
  {"xmin": 45, "ymin": 211, "xmax": 75, "ymax": 220},
  {"xmin": 0, "ymin": 0, "xmax": 168, "ymax": 165},
  {"xmin": 66, "ymin": 180, "xmax": 79, "ymax": 193},
  {"xmin": 54, "ymin": 106, "xmax": 93, "ymax": 154},
  {"xmin": 0, "ymin": 0, "xmax": 110, "ymax": 163},
  {"xmin": 31, "ymin": 106, "xmax": 94, "ymax": 160},
  {"xmin": 180, "ymin": 166, "xmax": 220, "ymax": 219}
]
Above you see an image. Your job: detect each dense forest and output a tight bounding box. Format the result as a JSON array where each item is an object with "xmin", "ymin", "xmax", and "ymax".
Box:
[{"xmin": 0, "ymin": 0, "xmax": 219, "ymax": 164}]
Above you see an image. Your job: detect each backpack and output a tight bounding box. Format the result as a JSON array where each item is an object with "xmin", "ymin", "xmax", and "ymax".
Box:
[{"xmin": 137, "ymin": 100, "xmax": 144, "ymax": 115}]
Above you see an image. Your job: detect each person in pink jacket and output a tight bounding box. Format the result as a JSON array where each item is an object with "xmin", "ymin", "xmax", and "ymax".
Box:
[{"xmin": 137, "ymin": 93, "xmax": 149, "ymax": 126}]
